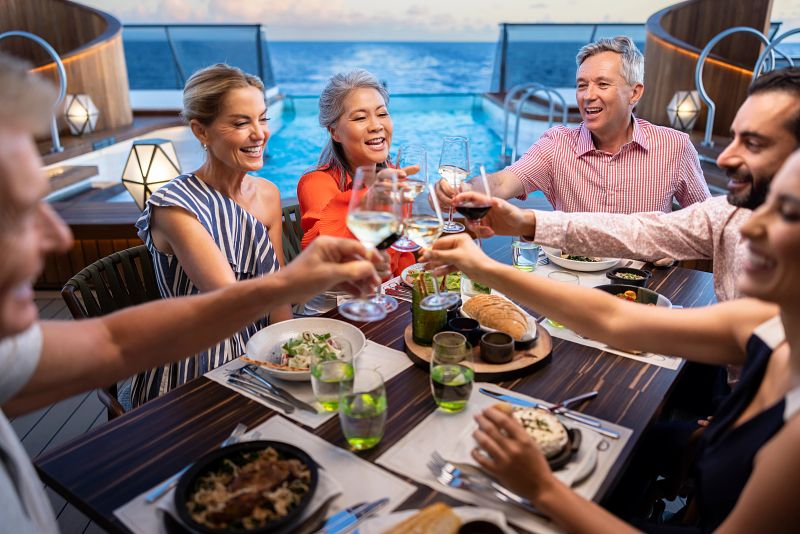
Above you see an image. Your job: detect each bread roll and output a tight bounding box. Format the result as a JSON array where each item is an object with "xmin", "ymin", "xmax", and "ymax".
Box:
[
  {"xmin": 463, "ymin": 295, "xmax": 528, "ymax": 340},
  {"xmin": 381, "ymin": 503, "xmax": 461, "ymax": 534}
]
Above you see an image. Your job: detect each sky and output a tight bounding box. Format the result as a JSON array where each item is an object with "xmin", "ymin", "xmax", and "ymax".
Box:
[{"xmin": 83, "ymin": 0, "xmax": 800, "ymax": 42}]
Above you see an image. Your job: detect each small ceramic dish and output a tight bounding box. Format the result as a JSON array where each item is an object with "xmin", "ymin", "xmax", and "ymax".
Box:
[{"xmin": 480, "ymin": 332, "xmax": 514, "ymax": 364}]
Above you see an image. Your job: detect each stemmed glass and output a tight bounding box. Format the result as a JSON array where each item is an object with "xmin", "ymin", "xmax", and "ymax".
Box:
[
  {"xmin": 455, "ymin": 164, "xmax": 492, "ymax": 248},
  {"xmin": 406, "ymin": 184, "xmax": 461, "ymax": 311},
  {"xmin": 438, "ymin": 136, "xmax": 470, "ymax": 233},
  {"xmin": 339, "ymin": 166, "xmax": 403, "ymax": 322},
  {"xmin": 391, "ymin": 144, "xmax": 428, "ymax": 253}
]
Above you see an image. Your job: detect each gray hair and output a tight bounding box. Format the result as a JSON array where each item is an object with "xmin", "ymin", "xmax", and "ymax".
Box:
[
  {"xmin": 317, "ymin": 69, "xmax": 390, "ymax": 190},
  {"xmin": 576, "ymin": 36, "xmax": 644, "ymax": 86}
]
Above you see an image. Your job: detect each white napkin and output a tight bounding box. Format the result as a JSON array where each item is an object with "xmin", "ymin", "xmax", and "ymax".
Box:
[
  {"xmin": 205, "ymin": 340, "xmax": 413, "ymax": 429},
  {"xmin": 377, "ymin": 383, "xmax": 633, "ymax": 534}
]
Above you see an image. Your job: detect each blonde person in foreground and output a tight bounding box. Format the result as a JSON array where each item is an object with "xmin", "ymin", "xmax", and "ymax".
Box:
[
  {"xmin": 0, "ymin": 53, "xmax": 385, "ymax": 533},
  {"xmin": 421, "ymin": 152, "xmax": 800, "ymax": 532}
]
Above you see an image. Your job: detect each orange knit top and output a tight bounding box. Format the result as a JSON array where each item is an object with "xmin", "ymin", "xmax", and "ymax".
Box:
[{"xmin": 297, "ymin": 166, "xmax": 416, "ymax": 276}]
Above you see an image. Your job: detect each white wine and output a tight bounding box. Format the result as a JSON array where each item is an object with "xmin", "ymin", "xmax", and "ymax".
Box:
[
  {"xmin": 398, "ymin": 179, "xmax": 426, "ymax": 203},
  {"xmin": 404, "ymin": 215, "xmax": 443, "ymax": 249},
  {"xmin": 347, "ymin": 211, "xmax": 401, "ymax": 248},
  {"xmin": 438, "ymin": 165, "xmax": 468, "ymax": 188}
]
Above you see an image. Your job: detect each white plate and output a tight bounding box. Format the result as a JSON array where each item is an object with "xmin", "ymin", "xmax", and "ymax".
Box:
[
  {"xmin": 460, "ymin": 293, "xmax": 538, "ymax": 342},
  {"xmin": 358, "ymin": 506, "xmax": 514, "ymax": 534},
  {"xmin": 542, "ymin": 246, "xmax": 620, "ymax": 272},
  {"xmin": 243, "ymin": 318, "xmax": 366, "ymax": 381}
]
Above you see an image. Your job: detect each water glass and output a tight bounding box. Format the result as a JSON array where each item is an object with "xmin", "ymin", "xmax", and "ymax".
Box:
[
  {"xmin": 310, "ymin": 336, "xmax": 354, "ymax": 412},
  {"xmin": 339, "ymin": 368, "xmax": 387, "ymax": 451},
  {"xmin": 511, "ymin": 240, "xmax": 541, "ymax": 272},
  {"xmin": 430, "ymin": 332, "xmax": 474, "ymax": 413},
  {"xmin": 545, "ymin": 271, "xmax": 580, "ymax": 328}
]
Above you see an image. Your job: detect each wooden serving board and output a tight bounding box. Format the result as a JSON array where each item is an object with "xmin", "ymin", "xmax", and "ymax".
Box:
[{"xmin": 403, "ymin": 323, "xmax": 553, "ymax": 381}]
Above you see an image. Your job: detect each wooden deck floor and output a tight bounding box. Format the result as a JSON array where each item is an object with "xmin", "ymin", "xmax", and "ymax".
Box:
[{"xmin": 10, "ymin": 292, "xmax": 109, "ymax": 534}]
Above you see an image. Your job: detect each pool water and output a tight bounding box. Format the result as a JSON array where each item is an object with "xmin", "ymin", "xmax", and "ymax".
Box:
[{"xmin": 257, "ymin": 94, "xmax": 506, "ymax": 199}]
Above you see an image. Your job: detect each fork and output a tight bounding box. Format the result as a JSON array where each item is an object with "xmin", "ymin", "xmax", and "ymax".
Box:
[
  {"xmin": 145, "ymin": 423, "xmax": 248, "ymax": 503},
  {"xmin": 427, "ymin": 452, "xmax": 547, "ymax": 519}
]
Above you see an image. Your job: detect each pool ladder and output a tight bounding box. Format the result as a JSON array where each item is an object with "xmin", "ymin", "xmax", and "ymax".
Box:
[
  {"xmin": 0, "ymin": 30, "xmax": 67, "ymax": 153},
  {"xmin": 500, "ymin": 83, "xmax": 567, "ymax": 163}
]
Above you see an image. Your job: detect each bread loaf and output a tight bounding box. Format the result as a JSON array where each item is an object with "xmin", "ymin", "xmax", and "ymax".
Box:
[
  {"xmin": 463, "ymin": 294, "xmax": 528, "ymax": 340},
  {"xmin": 381, "ymin": 503, "xmax": 461, "ymax": 534}
]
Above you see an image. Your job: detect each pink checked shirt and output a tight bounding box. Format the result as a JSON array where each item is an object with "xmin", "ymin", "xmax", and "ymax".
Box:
[
  {"xmin": 535, "ymin": 196, "xmax": 751, "ymax": 302},
  {"xmin": 508, "ymin": 117, "xmax": 710, "ymax": 213}
]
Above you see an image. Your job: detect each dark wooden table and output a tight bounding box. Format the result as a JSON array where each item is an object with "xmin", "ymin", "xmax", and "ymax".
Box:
[{"xmin": 35, "ymin": 236, "xmax": 716, "ymax": 533}]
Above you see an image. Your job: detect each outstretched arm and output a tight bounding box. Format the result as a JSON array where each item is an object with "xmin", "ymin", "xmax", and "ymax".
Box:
[
  {"xmin": 422, "ymin": 234, "xmax": 775, "ymax": 366},
  {"xmin": 4, "ymin": 238, "xmax": 382, "ymax": 415}
]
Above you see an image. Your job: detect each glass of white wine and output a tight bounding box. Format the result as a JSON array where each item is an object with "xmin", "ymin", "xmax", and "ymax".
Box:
[
  {"xmin": 406, "ymin": 184, "xmax": 461, "ymax": 311},
  {"xmin": 438, "ymin": 136, "xmax": 469, "ymax": 233},
  {"xmin": 391, "ymin": 144, "xmax": 428, "ymax": 253},
  {"xmin": 339, "ymin": 166, "xmax": 403, "ymax": 322}
]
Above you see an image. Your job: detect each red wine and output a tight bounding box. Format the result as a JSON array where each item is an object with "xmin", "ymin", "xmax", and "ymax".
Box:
[{"xmin": 455, "ymin": 203, "xmax": 491, "ymax": 220}]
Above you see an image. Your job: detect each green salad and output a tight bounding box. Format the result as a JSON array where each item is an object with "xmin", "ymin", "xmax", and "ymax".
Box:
[
  {"xmin": 406, "ymin": 269, "xmax": 461, "ymax": 291},
  {"xmin": 280, "ymin": 332, "xmax": 344, "ymax": 369}
]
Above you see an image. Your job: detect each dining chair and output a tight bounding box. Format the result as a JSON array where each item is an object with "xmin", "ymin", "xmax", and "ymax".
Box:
[
  {"xmin": 281, "ymin": 203, "xmax": 304, "ymax": 263},
  {"xmin": 61, "ymin": 245, "xmax": 162, "ymax": 419}
]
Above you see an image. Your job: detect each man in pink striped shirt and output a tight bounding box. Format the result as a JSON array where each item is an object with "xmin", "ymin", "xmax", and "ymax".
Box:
[
  {"xmin": 459, "ymin": 68, "xmax": 800, "ymax": 302},
  {"xmin": 437, "ymin": 36, "xmax": 710, "ymax": 213}
]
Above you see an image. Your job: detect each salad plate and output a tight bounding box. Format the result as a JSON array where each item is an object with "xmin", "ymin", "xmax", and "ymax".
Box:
[
  {"xmin": 243, "ymin": 318, "xmax": 366, "ymax": 381},
  {"xmin": 541, "ymin": 246, "xmax": 620, "ymax": 272}
]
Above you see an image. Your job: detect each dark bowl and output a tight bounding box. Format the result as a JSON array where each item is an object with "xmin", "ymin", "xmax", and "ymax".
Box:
[
  {"xmin": 458, "ymin": 520, "xmax": 505, "ymax": 534},
  {"xmin": 480, "ymin": 332, "xmax": 515, "ymax": 364},
  {"xmin": 447, "ymin": 317, "xmax": 483, "ymax": 345},
  {"xmin": 594, "ymin": 284, "xmax": 672, "ymax": 307},
  {"xmin": 174, "ymin": 440, "xmax": 318, "ymax": 534},
  {"xmin": 446, "ymin": 297, "xmax": 463, "ymax": 321},
  {"xmin": 605, "ymin": 267, "xmax": 652, "ymax": 287}
]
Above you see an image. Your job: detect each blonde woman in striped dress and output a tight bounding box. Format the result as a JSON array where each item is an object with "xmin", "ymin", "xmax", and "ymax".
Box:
[{"xmin": 133, "ymin": 64, "xmax": 292, "ymax": 406}]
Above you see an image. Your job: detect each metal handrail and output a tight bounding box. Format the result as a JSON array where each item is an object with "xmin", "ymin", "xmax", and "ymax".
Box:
[
  {"xmin": 0, "ymin": 31, "xmax": 67, "ymax": 153},
  {"xmin": 512, "ymin": 85, "xmax": 562, "ymax": 161},
  {"xmin": 695, "ymin": 26, "xmax": 774, "ymax": 147},
  {"xmin": 501, "ymin": 83, "xmax": 538, "ymax": 158},
  {"xmin": 753, "ymin": 27, "xmax": 800, "ymax": 78}
]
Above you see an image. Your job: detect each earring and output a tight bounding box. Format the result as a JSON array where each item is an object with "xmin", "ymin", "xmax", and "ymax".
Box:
[{"xmin": 202, "ymin": 144, "xmax": 207, "ymax": 151}]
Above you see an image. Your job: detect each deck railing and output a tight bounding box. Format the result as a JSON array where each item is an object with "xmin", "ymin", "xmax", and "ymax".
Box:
[{"xmin": 122, "ymin": 24, "xmax": 277, "ymax": 91}]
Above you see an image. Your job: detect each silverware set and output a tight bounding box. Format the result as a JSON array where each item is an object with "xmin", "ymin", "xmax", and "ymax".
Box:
[
  {"xmin": 427, "ymin": 451, "xmax": 549, "ymax": 520},
  {"xmin": 383, "ymin": 282, "xmax": 413, "ymax": 302},
  {"xmin": 316, "ymin": 497, "xmax": 389, "ymax": 534},
  {"xmin": 225, "ymin": 364, "xmax": 318, "ymax": 415}
]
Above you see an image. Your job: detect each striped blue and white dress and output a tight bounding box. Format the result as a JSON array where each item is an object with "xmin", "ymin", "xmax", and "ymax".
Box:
[{"xmin": 132, "ymin": 173, "xmax": 280, "ymax": 407}]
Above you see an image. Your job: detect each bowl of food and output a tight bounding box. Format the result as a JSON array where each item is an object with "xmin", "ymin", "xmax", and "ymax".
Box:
[
  {"xmin": 402, "ymin": 263, "xmax": 461, "ymax": 292},
  {"xmin": 243, "ymin": 318, "xmax": 366, "ymax": 381},
  {"xmin": 594, "ymin": 284, "xmax": 672, "ymax": 307},
  {"xmin": 503, "ymin": 405, "xmax": 581, "ymax": 469},
  {"xmin": 605, "ymin": 267, "xmax": 652, "ymax": 287},
  {"xmin": 174, "ymin": 440, "xmax": 318, "ymax": 533},
  {"xmin": 541, "ymin": 247, "xmax": 619, "ymax": 272}
]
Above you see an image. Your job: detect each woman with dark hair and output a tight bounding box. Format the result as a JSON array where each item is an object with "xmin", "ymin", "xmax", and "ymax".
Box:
[
  {"xmin": 133, "ymin": 63, "xmax": 291, "ymax": 405},
  {"xmin": 297, "ymin": 69, "xmax": 415, "ymax": 277}
]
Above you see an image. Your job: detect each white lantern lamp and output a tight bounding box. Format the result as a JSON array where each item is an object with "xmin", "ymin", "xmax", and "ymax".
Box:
[
  {"xmin": 666, "ymin": 90, "xmax": 701, "ymax": 132},
  {"xmin": 64, "ymin": 94, "xmax": 99, "ymax": 135},
  {"xmin": 121, "ymin": 139, "xmax": 181, "ymax": 210}
]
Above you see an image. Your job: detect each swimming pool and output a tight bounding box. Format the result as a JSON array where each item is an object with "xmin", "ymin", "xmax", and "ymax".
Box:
[{"xmin": 257, "ymin": 94, "xmax": 506, "ymax": 199}]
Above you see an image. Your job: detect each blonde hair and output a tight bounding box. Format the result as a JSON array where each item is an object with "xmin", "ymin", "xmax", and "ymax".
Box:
[
  {"xmin": 181, "ymin": 63, "xmax": 265, "ymax": 125},
  {"xmin": 576, "ymin": 36, "xmax": 644, "ymax": 86},
  {"xmin": 0, "ymin": 52, "xmax": 57, "ymax": 132}
]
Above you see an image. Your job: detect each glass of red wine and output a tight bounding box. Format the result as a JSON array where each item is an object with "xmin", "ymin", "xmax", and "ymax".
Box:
[{"xmin": 454, "ymin": 165, "xmax": 492, "ymax": 247}]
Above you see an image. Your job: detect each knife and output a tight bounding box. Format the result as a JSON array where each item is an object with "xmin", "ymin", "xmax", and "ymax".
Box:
[
  {"xmin": 318, "ymin": 497, "xmax": 389, "ymax": 534},
  {"xmin": 226, "ymin": 377, "xmax": 296, "ymax": 414},
  {"xmin": 479, "ymin": 388, "xmax": 620, "ymax": 439},
  {"xmin": 240, "ymin": 365, "xmax": 318, "ymax": 413}
]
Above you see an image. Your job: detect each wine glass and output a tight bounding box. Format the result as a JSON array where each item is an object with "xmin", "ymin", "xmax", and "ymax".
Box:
[
  {"xmin": 339, "ymin": 166, "xmax": 402, "ymax": 322},
  {"xmin": 438, "ymin": 136, "xmax": 469, "ymax": 233},
  {"xmin": 406, "ymin": 184, "xmax": 461, "ymax": 311},
  {"xmin": 455, "ymin": 164, "xmax": 492, "ymax": 248},
  {"xmin": 391, "ymin": 144, "xmax": 428, "ymax": 253}
]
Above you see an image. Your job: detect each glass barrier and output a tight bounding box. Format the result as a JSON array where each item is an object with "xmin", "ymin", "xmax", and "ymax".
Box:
[{"xmin": 123, "ymin": 25, "xmax": 276, "ymax": 90}]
